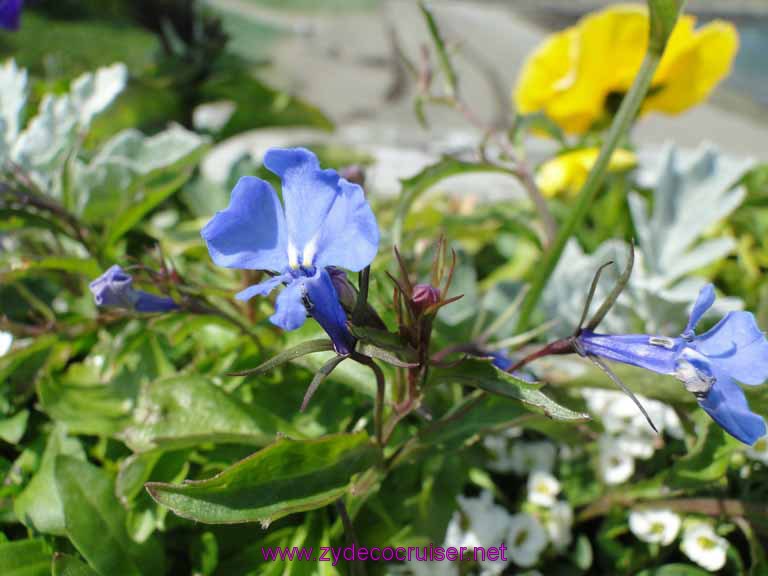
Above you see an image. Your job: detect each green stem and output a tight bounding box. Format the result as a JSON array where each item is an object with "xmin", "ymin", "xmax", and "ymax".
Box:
[{"xmin": 515, "ymin": 52, "xmax": 661, "ymax": 331}]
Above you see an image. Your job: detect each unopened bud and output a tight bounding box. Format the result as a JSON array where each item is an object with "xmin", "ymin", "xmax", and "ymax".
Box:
[
  {"xmin": 340, "ymin": 165, "xmax": 366, "ymax": 188},
  {"xmin": 328, "ymin": 267, "xmax": 357, "ymax": 312},
  {"xmin": 411, "ymin": 283, "xmax": 441, "ymax": 313}
]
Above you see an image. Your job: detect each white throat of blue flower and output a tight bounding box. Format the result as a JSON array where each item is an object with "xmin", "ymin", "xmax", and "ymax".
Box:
[
  {"xmin": 675, "ymin": 349, "xmax": 715, "ymax": 398},
  {"xmin": 288, "ymin": 236, "xmax": 320, "ymax": 270}
]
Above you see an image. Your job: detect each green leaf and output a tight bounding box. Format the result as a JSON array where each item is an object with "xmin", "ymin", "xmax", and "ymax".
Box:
[
  {"xmin": 146, "ymin": 432, "xmax": 378, "ymax": 525},
  {"xmin": 120, "ymin": 376, "xmax": 297, "ymax": 452},
  {"xmin": 37, "ymin": 375, "xmax": 135, "ymax": 437},
  {"xmin": 431, "ymin": 359, "xmax": 589, "ymax": 421},
  {"xmin": 647, "ymin": 0, "xmax": 687, "ymax": 55},
  {"xmin": 15, "ymin": 425, "xmax": 86, "ymax": 536},
  {"xmin": 393, "ymin": 158, "xmax": 509, "ymax": 246},
  {"xmin": 201, "ymin": 71, "xmax": 333, "ymax": 139},
  {"xmin": 667, "ymin": 415, "xmax": 740, "ymax": 489},
  {"xmin": 0, "ymin": 409, "xmax": 29, "ymax": 444},
  {"xmin": 227, "ymin": 339, "xmax": 334, "ymax": 377},
  {"xmin": 418, "ymin": 391, "xmax": 531, "ymax": 448},
  {"xmin": 419, "ymin": 1, "xmax": 457, "ymax": 97},
  {"xmin": 102, "ymin": 167, "xmax": 194, "ymax": 247},
  {"xmin": 51, "ymin": 554, "xmax": 99, "ymax": 576},
  {"xmin": 2, "ymin": 257, "xmax": 101, "ymax": 281},
  {"xmin": 0, "ymin": 539, "xmax": 50, "ymax": 576},
  {"xmin": 636, "ymin": 564, "xmax": 710, "ymax": 576},
  {"xmin": 355, "ymin": 343, "xmax": 417, "ymax": 368},
  {"xmin": 75, "ymin": 125, "xmax": 208, "ymax": 240},
  {"xmin": 54, "ymin": 456, "xmax": 164, "ymax": 576}
]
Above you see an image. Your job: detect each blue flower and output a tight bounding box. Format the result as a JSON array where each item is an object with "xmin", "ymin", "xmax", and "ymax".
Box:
[
  {"xmin": 90, "ymin": 265, "xmax": 179, "ymax": 313},
  {"xmin": 0, "ymin": 0, "xmax": 22, "ymax": 30},
  {"xmin": 578, "ymin": 284, "xmax": 768, "ymax": 445},
  {"xmin": 201, "ymin": 148, "xmax": 379, "ymax": 355}
]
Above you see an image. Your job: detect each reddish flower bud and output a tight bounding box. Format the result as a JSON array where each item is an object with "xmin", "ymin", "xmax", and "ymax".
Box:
[
  {"xmin": 411, "ymin": 283, "xmax": 441, "ymax": 313},
  {"xmin": 340, "ymin": 165, "xmax": 366, "ymax": 188}
]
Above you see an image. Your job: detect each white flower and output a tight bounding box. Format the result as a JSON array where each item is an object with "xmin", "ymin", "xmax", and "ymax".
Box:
[
  {"xmin": 616, "ymin": 431, "xmax": 656, "ymax": 460},
  {"xmin": 582, "ymin": 387, "xmax": 681, "ymax": 440},
  {"xmin": 527, "ymin": 471, "xmax": 561, "ymax": 508},
  {"xmin": 680, "ymin": 523, "xmax": 728, "ymax": 572},
  {"xmin": 406, "ymin": 559, "xmax": 458, "ymax": 576},
  {"xmin": 746, "ymin": 434, "xmax": 768, "ymax": 464},
  {"xmin": 545, "ymin": 501, "xmax": 573, "ymax": 551},
  {"xmin": 192, "ymin": 100, "xmax": 236, "ymax": 133},
  {"xmin": 628, "ymin": 509, "xmax": 681, "ymax": 545},
  {"xmin": 510, "ymin": 441, "xmax": 557, "ymax": 475},
  {"xmin": 507, "ymin": 513, "xmax": 548, "ymax": 568},
  {"xmin": 0, "ymin": 331, "xmax": 12, "ymax": 356},
  {"xmin": 484, "ymin": 438, "xmax": 556, "ymax": 475},
  {"xmin": 456, "ymin": 491, "xmax": 512, "ymax": 547},
  {"xmin": 445, "ymin": 492, "xmax": 513, "ymax": 575},
  {"xmin": 598, "ymin": 435, "xmax": 635, "ymax": 485}
]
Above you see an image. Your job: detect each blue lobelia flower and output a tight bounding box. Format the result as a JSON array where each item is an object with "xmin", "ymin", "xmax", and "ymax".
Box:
[
  {"xmin": 201, "ymin": 147, "xmax": 379, "ymax": 355},
  {"xmin": 90, "ymin": 265, "xmax": 179, "ymax": 313},
  {"xmin": 577, "ymin": 284, "xmax": 768, "ymax": 445},
  {"xmin": 0, "ymin": 0, "xmax": 22, "ymax": 30}
]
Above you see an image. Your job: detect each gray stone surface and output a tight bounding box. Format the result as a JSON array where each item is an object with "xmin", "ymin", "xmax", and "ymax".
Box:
[{"xmin": 208, "ymin": 0, "xmax": 768, "ymax": 162}]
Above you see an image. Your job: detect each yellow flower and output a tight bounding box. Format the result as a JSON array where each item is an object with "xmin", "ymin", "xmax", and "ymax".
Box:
[
  {"xmin": 536, "ymin": 148, "xmax": 637, "ymax": 197},
  {"xmin": 514, "ymin": 4, "xmax": 739, "ymax": 134}
]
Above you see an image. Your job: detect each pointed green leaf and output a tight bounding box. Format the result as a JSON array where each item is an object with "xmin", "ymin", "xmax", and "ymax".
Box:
[
  {"xmin": 121, "ymin": 376, "xmax": 298, "ymax": 452},
  {"xmin": 146, "ymin": 432, "xmax": 378, "ymax": 525},
  {"xmin": 355, "ymin": 343, "xmax": 417, "ymax": 368},
  {"xmin": 51, "ymin": 554, "xmax": 99, "ymax": 576},
  {"xmin": 54, "ymin": 456, "xmax": 164, "ymax": 576},
  {"xmin": 0, "ymin": 409, "xmax": 29, "ymax": 444},
  {"xmin": 15, "ymin": 426, "xmax": 86, "ymax": 536},
  {"xmin": 227, "ymin": 339, "xmax": 334, "ymax": 377},
  {"xmin": 432, "ymin": 359, "xmax": 589, "ymax": 421},
  {"xmin": 647, "ymin": 0, "xmax": 687, "ymax": 55},
  {"xmin": 0, "ymin": 539, "xmax": 50, "ymax": 576}
]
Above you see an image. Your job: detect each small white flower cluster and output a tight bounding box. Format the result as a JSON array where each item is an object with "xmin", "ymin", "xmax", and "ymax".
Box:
[
  {"xmin": 628, "ymin": 509, "xmax": 729, "ymax": 572},
  {"xmin": 526, "ymin": 471, "xmax": 574, "ymax": 552},
  {"xmin": 582, "ymin": 388, "xmax": 683, "ymax": 485},
  {"xmin": 483, "ymin": 432, "xmax": 556, "ymax": 475},
  {"xmin": 0, "ymin": 331, "xmax": 12, "ymax": 356},
  {"xmin": 745, "ymin": 433, "xmax": 768, "ymax": 465},
  {"xmin": 433, "ymin": 491, "xmax": 549, "ymax": 575}
]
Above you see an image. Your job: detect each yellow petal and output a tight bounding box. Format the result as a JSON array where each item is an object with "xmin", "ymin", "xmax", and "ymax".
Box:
[
  {"xmin": 514, "ymin": 28, "xmax": 577, "ymax": 115},
  {"xmin": 536, "ymin": 148, "xmax": 637, "ymax": 197},
  {"xmin": 644, "ymin": 21, "xmax": 739, "ymax": 114}
]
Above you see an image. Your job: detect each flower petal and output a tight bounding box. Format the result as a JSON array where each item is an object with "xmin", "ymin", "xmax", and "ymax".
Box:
[
  {"xmin": 694, "ymin": 311, "xmax": 768, "ymax": 385},
  {"xmin": 313, "ymin": 178, "xmax": 379, "ymax": 271},
  {"xmin": 134, "ymin": 292, "xmax": 178, "ymax": 313},
  {"xmin": 0, "ymin": 0, "xmax": 22, "ymax": 30},
  {"xmin": 235, "ymin": 274, "xmax": 290, "ymax": 302},
  {"xmin": 201, "ymin": 176, "xmax": 288, "ymax": 272},
  {"xmin": 684, "ymin": 283, "xmax": 715, "ymax": 336},
  {"xmin": 643, "ymin": 21, "xmax": 739, "ymax": 115},
  {"xmin": 263, "ymin": 148, "xmax": 341, "ymax": 261},
  {"xmin": 698, "ymin": 368, "xmax": 766, "ymax": 445},
  {"xmin": 579, "ymin": 331, "xmax": 681, "ymax": 375},
  {"xmin": 270, "ymin": 279, "xmax": 307, "ymax": 331},
  {"xmin": 303, "ymin": 268, "xmax": 354, "ymax": 354},
  {"xmin": 89, "ymin": 265, "xmax": 136, "ymax": 308}
]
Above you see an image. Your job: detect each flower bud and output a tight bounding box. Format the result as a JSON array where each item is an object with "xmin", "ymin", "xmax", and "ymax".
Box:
[
  {"xmin": 89, "ymin": 265, "xmax": 178, "ymax": 313},
  {"xmin": 340, "ymin": 165, "xmax": 366, "ymax": 188},
  {"xmin": 327, "ymin": 267, "xmax": 357, "ymax": 312},
  {"xmin": 411, "ymin": 283, "xmax": 441, "ymax": 314}
]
